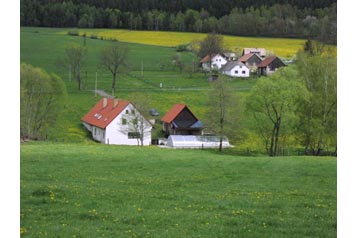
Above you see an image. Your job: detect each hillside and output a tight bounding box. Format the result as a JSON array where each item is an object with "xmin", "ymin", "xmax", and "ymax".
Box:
[{"xmin": 20, "ymin": 142, "xmax": 337, "ymax": 237}]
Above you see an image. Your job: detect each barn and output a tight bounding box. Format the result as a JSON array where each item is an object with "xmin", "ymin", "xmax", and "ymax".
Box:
[{"xmin": 161, "ymin": 104, "xmax": 203, "ymax": 137}]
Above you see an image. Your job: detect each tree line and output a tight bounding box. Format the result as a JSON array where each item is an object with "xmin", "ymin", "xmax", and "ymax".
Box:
[{"xmin": 21, "ymin": 1, "xmax": 336, "ymax": 44}]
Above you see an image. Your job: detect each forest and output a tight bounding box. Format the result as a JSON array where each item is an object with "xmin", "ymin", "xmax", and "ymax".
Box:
[{"xmin": 20, "ymin": 0, "xmax": 337, "ymax": 44}]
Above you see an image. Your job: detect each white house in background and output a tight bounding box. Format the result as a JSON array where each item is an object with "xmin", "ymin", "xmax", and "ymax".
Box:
[
  {"xmin": 81, "ymin": 98, "xmax": 152, "ymax": 146},
  {"xmin": 221, "ymin": 61, "xmax": 250, "ymax": 77},
  {"xmin": 200, "ymin": 53, "xmax": 228, "ymax": 71}
]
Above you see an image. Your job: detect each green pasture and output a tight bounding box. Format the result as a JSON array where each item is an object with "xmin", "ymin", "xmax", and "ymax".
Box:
[
  {"xmin": 20, "ymin": 142, "xmax": 336, "ymax": 238},
  {"xmin": 20, "ymin": 27, "xmax": 261, "ymax": 147}
]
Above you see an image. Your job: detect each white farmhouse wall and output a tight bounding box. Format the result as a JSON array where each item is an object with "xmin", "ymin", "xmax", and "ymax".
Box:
[
  {"xmin": 105, "ymin": 104, "xmax": 152, "ymax": 146},
  {"xmin": 211, "ymin": 55, "xmax": 227, "ymax": 70},
  {"xmin": 92, "ymin": 126, "xmax": 106, "ymax": 143},
  {"xmin": 223, "ymin": 65, "xmax": 250, "ymax": 77}
]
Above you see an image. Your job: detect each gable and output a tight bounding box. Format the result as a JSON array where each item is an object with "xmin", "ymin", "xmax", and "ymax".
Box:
[
  {"xmin": 81, "ymin": 98, "xmax": 130, "ymax": 129},
  {"xmin": 173, "ymin": 107, "xmax": 199, "ymax": 128}
]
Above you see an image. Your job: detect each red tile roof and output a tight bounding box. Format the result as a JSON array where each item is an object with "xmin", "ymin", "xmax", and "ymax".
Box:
[
  {"xmin": 239, "ymin": 53, "xmax": 254, "ymax": 62},
  {"xmin": 199, "ymin": 54, "xmax": 218, "ymax": 63},
  {"xmin": 161, "ymin": 104, "xmax": 195, "ymax": 123},
  {"xmin": 257, "ymin": 56, "xmax": 278, "ymax": 67},
  {"xmin": 81, "ymin": 98, "xmax": 130, "ymax": 129}
]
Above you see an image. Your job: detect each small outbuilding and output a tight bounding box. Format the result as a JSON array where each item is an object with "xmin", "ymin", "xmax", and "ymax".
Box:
[
  {"xmin": 239, "ymin": 53, "xmax": 263, "ymax": 73},
  {"xmin": 257, "ymin": 56, "xmax": 286, "ymax": 76},
  {"xmin": 166, "ymin": 135, "xmax": 231, "ymax": 148},
  {"xmin": 161, "ymin": 104, "xmax": 203, "ymax": 137}
]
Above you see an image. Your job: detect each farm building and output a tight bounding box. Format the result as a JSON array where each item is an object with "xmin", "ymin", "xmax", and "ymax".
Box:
[
  {"xmin": 257, "ymin": 56, "xmax": 286, "ymax": 76},
  {"xmin": 166, "ymin": 135, "xmax": 231, "ymax": 148},
  {"xmin": 81, "ymin": 98, "xmax": 152, "ymax": 146},
  {"xmin": 239, "ymin": 53, "xmax": 263, "ymax": 73},
  {"xmin": 222, "ymin": 52, "xmax": 238, "ymax": 61},
  {"xmin": 199, "ymin": 54, "xmax": 228, "ymax": 71},
  {"xmin": 161, "ymin": 104, "xmax": 203, "ymax": 137},
  {"xmin": 221, "ymin": 61, "xmax": 250, "ymax": 77},
  {"xmin": 242, "ymin": 48, "xmax": 267, "ymax": 58}
]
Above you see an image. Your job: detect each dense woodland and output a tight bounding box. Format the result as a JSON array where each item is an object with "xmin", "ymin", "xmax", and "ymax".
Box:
[{"xmin": 21, "ymin": 0, "xmax": 337, "ymax": 44}]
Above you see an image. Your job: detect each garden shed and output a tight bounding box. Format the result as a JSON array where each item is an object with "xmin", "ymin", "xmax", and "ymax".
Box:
[{"xmin": 166, "ymin": 135, "xmax": 231, "ymax": 148}]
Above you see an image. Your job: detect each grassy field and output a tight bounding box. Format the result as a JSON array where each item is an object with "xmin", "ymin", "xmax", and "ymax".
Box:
[
  {"xmin": 57, "ymin": 28, "xmax": 306, "ymax": 58},
  {"xmin": 20, "ymin": 142, "xmax": 336, "ymax": 237},
  {"xmin": 20, "ymin": 27, "xmax": 260, "ymax": 147}
]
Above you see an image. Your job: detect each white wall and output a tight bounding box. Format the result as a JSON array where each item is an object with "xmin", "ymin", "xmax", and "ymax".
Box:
[
  {"xmin": 224, "ymin": 65, "xmax": 250, "ymax": 77},
  {"xmin": 211, "ymin": 55, "xmax": 227, "ymax": 70},
  {"xmin": 105, "ymin": 104, "xmax": 152, "ymax": 146}
]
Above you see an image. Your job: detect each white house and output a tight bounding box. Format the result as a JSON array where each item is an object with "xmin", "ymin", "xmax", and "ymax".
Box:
[
  {"xmin": 81, "ymin": 98, "xmax": 152, "ymax": 146},
  {"xmin": 221, "ymin": 61, "xmax": 250, "ymax": 77},
  {"xmin": 200, "ymin": 54, "xmax": 228, "ymax": 71}
]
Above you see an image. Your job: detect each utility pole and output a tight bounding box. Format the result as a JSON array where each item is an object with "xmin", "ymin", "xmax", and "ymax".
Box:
[
  {"xmin": 69, "ymin": 65, "xmax": 71, "ymax": 82},
  {"xmin": 141, "ymin": 60, "xmax": 144, "ymax": 77},
  {"xmin": 95, "ymin": 71, "xmax": 97, "ymax": 97}
]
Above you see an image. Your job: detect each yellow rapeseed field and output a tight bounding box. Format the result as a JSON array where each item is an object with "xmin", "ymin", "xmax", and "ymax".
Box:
[{"xmin": 60, "ymin": 29, "xmax": 334, "ymax": 58}]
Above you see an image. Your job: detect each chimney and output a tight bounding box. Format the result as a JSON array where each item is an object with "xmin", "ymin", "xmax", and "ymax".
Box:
[
  {"xmin": 102, "ymin": 98, "xmax": 108, "ymax": 108},
  {"xmin": 113, "ymin": 98, "xmax": 119, "ymax": 108}
]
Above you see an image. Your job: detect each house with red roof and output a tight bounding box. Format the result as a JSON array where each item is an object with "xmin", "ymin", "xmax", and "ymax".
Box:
[
  {"xmin": 161, "ymin": 104, "xmax": 203, "ymax": 137},
  {"xmin": 257, "ymin": 56, "xmax": 286, "ymax": 76},
  {"xmin": 199, "ymin": 53, "xmax": 227, "ymax": 71},
  {"xmin": 81, "ymin": 98, "xmax": 152, "ymax": 146},
  {"xmin": 239, "ymin": 53, "xmax": 263, "ymax": 73}
]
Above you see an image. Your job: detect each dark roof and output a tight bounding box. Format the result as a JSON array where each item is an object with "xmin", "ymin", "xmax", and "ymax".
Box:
[
  {"xmin": 81, "ymin": 98, "xmax": 129, "ymax": 129},
  {"xmin": 257, "ymin": 56, "xmax": 283, "ymax": 67},
  {"xmin": 221, "ymin": 61, "xmax": 247, "ymax": 71}
]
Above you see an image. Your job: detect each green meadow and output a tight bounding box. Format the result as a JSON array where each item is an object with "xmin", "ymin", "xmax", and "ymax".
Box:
[
  {"xmin": 21, "ymin": 143, "xmax": 336, "ymax": 238},
  {"xmin": 20, "ymin": 27, "xmax": 337, "ymax": 237},
  {"xmin": 20, "ymin": 27, "xmax": 260, "ymax": 147}
]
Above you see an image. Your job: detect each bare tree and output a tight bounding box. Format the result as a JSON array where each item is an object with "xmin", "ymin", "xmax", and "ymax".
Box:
[
  {"xmin": 119, "ymin": 101, "xmax": 152, "ymax": 146},
  {"xmin": 205, "ymin": 76, "xmax": 238, "ymax": 152},
  {"xmin": 100, "ymin": 42, "xmax": 128, "ymax": 95},
  {"xmin": 64, "ymin": 44, "xmax": 87, "ymax": 90}
]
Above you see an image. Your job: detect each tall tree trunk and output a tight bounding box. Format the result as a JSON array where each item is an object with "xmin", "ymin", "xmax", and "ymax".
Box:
[
  {"xmin": 112, "ymin": 73, "xmax": 117, "ymax": 93},
  {"xmin": 274, "ymin": 118, "xmax": 281, "ymax": 156}
]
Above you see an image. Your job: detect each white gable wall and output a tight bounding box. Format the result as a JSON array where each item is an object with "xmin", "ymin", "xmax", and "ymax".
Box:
[
  {"xmin": 223, "ymin": 65, "xmax": 250, "ymax": 77},
  {"xmin": 105, "ymin": 104, "xmax": 152, "ymax": 146},
  {"xmin": 211, "ymin": 55, "xmax": 227, "ymax": 70}
]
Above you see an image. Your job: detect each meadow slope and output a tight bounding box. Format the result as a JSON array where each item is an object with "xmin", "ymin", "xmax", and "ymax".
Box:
[{"xmin": 20, "ymin": 142, "xmax": 337, "ymax": 238}]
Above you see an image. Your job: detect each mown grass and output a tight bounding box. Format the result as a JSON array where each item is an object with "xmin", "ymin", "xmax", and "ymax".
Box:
[{"xmin": 20, "ymin": 142, "xmax": 336, "ymax": 238}]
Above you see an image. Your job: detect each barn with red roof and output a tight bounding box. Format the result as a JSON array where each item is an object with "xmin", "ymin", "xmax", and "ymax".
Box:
[
  {"xmin": 161, "ymin": 104, "xmax": 203, "ymax": 137},
  {"xmin": 81, "ymin": 98, "xmax": 152, "ymax": 145},
  {"xmin": 257, "ymin": 56, "xmax": 286, "ymax": 76}
]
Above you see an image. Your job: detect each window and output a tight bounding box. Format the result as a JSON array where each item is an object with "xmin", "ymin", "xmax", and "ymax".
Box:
[
  {"xmin": 128, "ymin": 132, "xmax": 140, "ymax": 139},
  {"xmin": 125, "ymin": 110, "xmax": 129, "ymax": 114},
  {"xmin": 234, "ymin": 70, "xmax": 238, "ymax": 74},
  {"xmin": 122, "ymin": 118, "xmax": 127, "ymax": 125},
  {"xmin": 131, "ymin": 109, "xmax": 135, "ymax": 115},
  {"xmin": 242, "ymin": 70, "xmax": 246, "ymax": 74}
]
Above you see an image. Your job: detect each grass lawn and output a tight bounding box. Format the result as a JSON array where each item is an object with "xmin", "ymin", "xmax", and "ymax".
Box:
[{"xmin": 20, "ymin": 142, "xmax": 336, "ymax": 237}]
